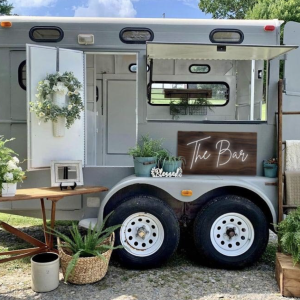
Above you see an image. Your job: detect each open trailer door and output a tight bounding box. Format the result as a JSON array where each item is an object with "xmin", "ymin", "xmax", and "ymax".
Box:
[{"xmin": 26, "ymin": 44, "xmax": 85, "ymax": 170}]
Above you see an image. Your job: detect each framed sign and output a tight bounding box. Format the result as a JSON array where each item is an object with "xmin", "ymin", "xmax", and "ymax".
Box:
[{"xmin": 178, "ymin": 131, "xmax": 257, "ymax": 175}]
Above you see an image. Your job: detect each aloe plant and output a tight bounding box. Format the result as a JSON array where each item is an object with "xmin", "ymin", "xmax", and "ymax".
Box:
[{"xmin": 48, "ymin": 212, "xmax": 122, "ymax": 282}]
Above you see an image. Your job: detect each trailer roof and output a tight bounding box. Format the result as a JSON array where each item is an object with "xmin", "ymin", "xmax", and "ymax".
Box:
[
  {"xmin": 0, "ymin": 16, "xmax": 283, "ymax": 27},
  {"xmin": 147, "ymin": 42, "xmax": 298, "ymax": 61}
]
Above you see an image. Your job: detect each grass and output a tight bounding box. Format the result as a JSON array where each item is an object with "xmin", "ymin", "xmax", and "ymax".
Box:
[{"xmin": 0, "ymin": 212, "xmax": 75, "ymax": 274}]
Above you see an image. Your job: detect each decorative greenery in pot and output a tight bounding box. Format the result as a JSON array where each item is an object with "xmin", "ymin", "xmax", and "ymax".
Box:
[
  {"xmin": 29, "ymin": 72, "xmax": 84, "ymax": 136},
  {"xmin": 0, "ymin": 136, "xmax": 25, "ymax": 197},
  {"xmin": 49, "ymin": 212, "xmax": 122, "ymax": 284},
  {"xmin": 128, "ymin": 135, "xmax": 164, "ymax": 177},
  {"xmin": 263, "ymin": 157, "xmax": 278, "ymax": 178},
  {"xmin": 278, "ymin": 207, "xmax": 300, "ymax": 265},
  {"xmin": 161, "ymin": 155, "xmax": 185, "ymax": 173}
]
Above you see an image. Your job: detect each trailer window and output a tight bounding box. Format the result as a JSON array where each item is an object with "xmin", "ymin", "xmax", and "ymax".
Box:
[
  {"xmin": 129, "ymin": 64, "xmax": 150, "ymax": 73},
  {"xmin": 148, "ymin": 82, "xmax": 229, "ymax": 106},
  {"xmin": 120, "ymin": 28, "xmax": 154, "ymax": 44},
  {"xmin": 18, "ymin": 60, "xmax": 26, "ymax": 91},
  {"xmin": 29, "ymin": 26, "xmax": 64, "ymax": 42},
  {"xmin": 210, "ymin": 29, "xmax": 243, "ymax": 44},
  {"xmin": 189, "ymin": 65, "xmax": 210, "ymax": 74}
]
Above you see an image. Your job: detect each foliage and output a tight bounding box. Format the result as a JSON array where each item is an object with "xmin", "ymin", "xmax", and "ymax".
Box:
[
  {"xmin": 198, "ymin": 0, "xmax": 257, "ymax": 19},
  {"xmin": 247, "ymin": 0, "xmax": 300, "ymax": 24},
  {"xmin": 0, "ymin": 0, "xmax": 13, "ymax": 15},
  {"xmin": 29, "ymin": 72, "xmax": 84, "ymax": 129},
  {"xmin": 0, "ymin": 136, "xmax": 25, "ymax": 188},
  {"xmin": 265, "ymin": 158, "xmax": 278, "ymax": 164},
  {"xmin": 278, "ymin": 207, "xmax": 300, "ymax": 265},
  {"xmin": 128, "ymin": 135, "xmax": 164, "ymax": 158},
  {"xmin": 49, "ymin": 212, "xmax": 122, "ymax": 282}
]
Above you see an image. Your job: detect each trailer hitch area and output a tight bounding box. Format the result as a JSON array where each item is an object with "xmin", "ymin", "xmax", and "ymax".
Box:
[
  {"xmin": 136, "ymin": 226, "xmax": 149, "ymax": 240},
  {"xmin": 225, "ymin": 227, "xmax": 237, "ymax": 239}
]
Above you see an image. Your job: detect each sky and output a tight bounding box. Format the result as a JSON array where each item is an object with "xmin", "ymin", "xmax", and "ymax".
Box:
[{"xmin": 10, "ymin": 0, "xmax": 211, "ymax": 19}]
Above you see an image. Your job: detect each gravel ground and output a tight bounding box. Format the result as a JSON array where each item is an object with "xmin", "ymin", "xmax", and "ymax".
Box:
[{"xmin": 0, "ymin": 227, "xmax": 296, "ymax": 300}]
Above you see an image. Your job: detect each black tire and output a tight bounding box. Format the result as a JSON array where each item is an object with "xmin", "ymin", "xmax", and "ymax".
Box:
[
  {"xmin": 106, "ymin": 195, "xmax": 180, "ymax": 269},
  {"xmin": 193, "ymin": 195, "xmax": 269, "ymax": 269}
]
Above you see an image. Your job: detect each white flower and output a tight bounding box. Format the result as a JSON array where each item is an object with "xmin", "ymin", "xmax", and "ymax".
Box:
[
  {"xmin": 74, "ymin": 89, "xmax": 79, "ymax": 95},
  {"xmin": 7, "ymin": 160, "xmax": 17, "ymax": 171},
  {"xmin": 3, "ymin": 172, "xmax": 13, "ymax": 182},
  {"xmin": 12, "ymin": 157, "xmax": 19, "ymax": 164},
  {"xmin": 44, "ymin": 80, "xmax": 50, "ymax": 86},
  {"xmin": 68, "ymin": 104, "xmax": 72, "ymax": 110},
  {"xmin": 18, "ymin": 166, "xmax": 22, "ymax": 171},
  {"xmin": 35, "ymin": 93, "xmax": 40, "ymax": 99},
  {"xmin": 39, "ymin": 112, "xmax": 45, "ymax": 117}
]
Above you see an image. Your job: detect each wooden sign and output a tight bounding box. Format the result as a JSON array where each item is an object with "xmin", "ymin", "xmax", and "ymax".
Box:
[{"xmin": 178, "ymin": 131, "xmax": 257, "ymax": 175}]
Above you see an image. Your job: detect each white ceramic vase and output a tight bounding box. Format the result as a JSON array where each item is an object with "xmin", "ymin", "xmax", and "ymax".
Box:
[
  {"xmin": 52, "ymin": 91, "xmax": 67, "ymax": 137},
  {"xmin": 31, "ymin": 252, "xmax": 60, "ymax": 293},
  {"xmin": 1, "ymin": 182, "xmax": 17, "ymax": 197}
]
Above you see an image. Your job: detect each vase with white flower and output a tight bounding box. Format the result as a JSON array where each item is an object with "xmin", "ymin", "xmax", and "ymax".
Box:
[
  {"xmin": 29, "ymin": 72, "xmax": 84, "ymax": 137},
  {"xmin": 0, "ymin": 136, "xmax": 26, "ymax": 197}
]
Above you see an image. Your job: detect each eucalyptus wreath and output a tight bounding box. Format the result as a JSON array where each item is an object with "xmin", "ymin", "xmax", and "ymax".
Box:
[{"xmin": 29, "ymin": 71, "xmax": 84, "ymax": 129}]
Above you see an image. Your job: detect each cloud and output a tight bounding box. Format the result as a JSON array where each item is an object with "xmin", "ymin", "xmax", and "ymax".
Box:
[
  {"xmin": 11, "ymin": 0, "xmax": 57, "ymax": 8},
  {"xmin": 74, "ymin": 0, "xmax": 137, "ymax": 18},
  {"xmin": 178, "ymin": 0, "xmax": 198, "ymax": 9}
]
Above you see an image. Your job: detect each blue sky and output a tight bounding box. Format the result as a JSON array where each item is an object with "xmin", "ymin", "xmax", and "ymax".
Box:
[{"xmin": 11, "ymin": 0, "xmax": 211, "ymax": 19}]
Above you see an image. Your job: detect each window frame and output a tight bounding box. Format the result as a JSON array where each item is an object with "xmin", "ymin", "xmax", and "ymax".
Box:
[
  {"xmin": 189, "ymin": 64, "xmax": 211, "ymax": 74},
  {"xmin": 147, "ymin": 81, "xmax": 230, "ymax": 107},
  {"xmin": 209, "ymin": 29, "xmax": 244, "ymax": 44},
  {"xmin": 119, "ymin": 27, "xmax": 154, "ymax": 44},
  {"xmin": 18, "ymin": 60, "xmax": 26, "ymax": 91},
  {"xmin": 29, "ymin": 26, "xmax": 64, "ymax": 43}
]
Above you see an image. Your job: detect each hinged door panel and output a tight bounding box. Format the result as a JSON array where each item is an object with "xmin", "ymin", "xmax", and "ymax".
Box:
[{"xmin": 26, "ymin": 44, "xmax": 85, "ymax": 170}]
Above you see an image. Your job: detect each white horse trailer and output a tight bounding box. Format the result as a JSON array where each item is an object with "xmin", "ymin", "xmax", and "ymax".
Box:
[{"xmin": 0, "ymin": 16, "xmax": 299, "ymax": 269}]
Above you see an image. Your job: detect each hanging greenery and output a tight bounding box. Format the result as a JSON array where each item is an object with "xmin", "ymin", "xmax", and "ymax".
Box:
[{"xmin": 29, "ymin": 71, "xmax": 84, "ymax": 129}]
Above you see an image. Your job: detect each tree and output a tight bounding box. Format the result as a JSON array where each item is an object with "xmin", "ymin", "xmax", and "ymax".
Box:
[
  {"xmin": 0, "ymin": 0, "xmax": 13, "ymax": 15},
  {"xmin": 247, "ymin": 0, "xmax": 300, "ymax": 24},
  {"xmin": 198, "ymin": 0, "xmax": 257, "ymax": 19}
]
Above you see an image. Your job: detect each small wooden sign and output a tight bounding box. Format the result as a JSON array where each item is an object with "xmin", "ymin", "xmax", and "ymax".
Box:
[{"xmin": 178, "ymin": 131, "xmax": 257, "ymax": 175}]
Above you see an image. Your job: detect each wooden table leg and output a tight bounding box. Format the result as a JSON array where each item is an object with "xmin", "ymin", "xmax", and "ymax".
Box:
[
  {"xmin": 40, "ymin": 198, "xmax": 49, "ymax": 247},
  {"xmin": 49, "ymin": 199, "xmax": 57, "ymax": 251}
]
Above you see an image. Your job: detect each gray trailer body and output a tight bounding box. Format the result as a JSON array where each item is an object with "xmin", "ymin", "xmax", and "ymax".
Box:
[{"xmin": 1, "ymin": 17, "xmax": 300, "ymax": 267}]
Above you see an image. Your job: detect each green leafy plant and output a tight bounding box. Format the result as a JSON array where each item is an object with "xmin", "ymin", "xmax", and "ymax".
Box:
[
  {"xmin": 128, "ymin": 135, "xmax": 164, "ymax": 158},
  {"xmin": 158, "ymin": 152, "xmax": 186, "ymax": 169},
  {"xmin": 29, "ymin": 71, "xmax": 84, "ymax": 129},
  {"xmin": 48, "ymin": 212, "xmax": 122, "ymax": 282},
  {"xmin": 0, "ymin": 136, "xmax": 25, "ymax": 190},
  {"xmin": 278, "ymin": 207, "xmax": 300, "ymax": 265}
]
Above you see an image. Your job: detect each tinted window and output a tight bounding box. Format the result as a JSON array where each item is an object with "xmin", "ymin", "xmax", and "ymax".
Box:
[
  {"xmin": 18, "ymin": 60, "xmax": 26, "ymax": 91},
  {"xmin": 189, "ymin": 65, "xmax": 210, "ymax": 74},
  {"xmin": 210, "ymin": 29, "xmax": 243, "ymax": 44},
  {"xmin": 29, "ymin": 26, "xmax": 64, "ymax": 42},
  {"xmin": 148, "ymin": 82, "xmax": 229, "ymax": 106},
  {"xmin": 120, "ymin": 28, "xmax": 154, "ymax": 44},
  {"xmin": 129, "ymin": 64, "xmax": 150, "ymax": 73}
]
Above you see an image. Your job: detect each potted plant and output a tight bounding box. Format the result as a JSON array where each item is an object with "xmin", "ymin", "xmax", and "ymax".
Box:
[
  {"xmin": 128, "ymin": 135, "xmax": 164, "ymax": 177},
  {"xmin": 159, "ymin": 152, "xmax": 185, "ymax": 173},
  {"xmin": 263, "ymin": 158, "xmax": 278, "ymax": 178},
  {"xmin": 170, "ymin": 99, "xmax": 188, "ymax": 119},
  {"xmin": 29, "ymin": 71, "xmax": 84, "ymax": 137},
  {"xmin": 278, "ymin": 207, "xmax": 300, "ymax": 265},
  {"xmin": 49, "ymin": 213, "xmax": 122, "ymax": 284},
  {"xmin": 0, "ymin": 136, "xmax": 25, "ymax": 197},
  {"xmin": 189, "ymin": 97, "xmax": 214, "ymax": 115}
]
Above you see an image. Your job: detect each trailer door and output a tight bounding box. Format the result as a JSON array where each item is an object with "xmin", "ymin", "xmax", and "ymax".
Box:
[{"xmin": 26, "ymin": 45, "xmax": 85, "ymax": 170}]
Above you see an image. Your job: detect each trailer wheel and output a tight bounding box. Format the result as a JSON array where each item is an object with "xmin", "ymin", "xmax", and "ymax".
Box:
[
  {"xmin": 193, "ymin": 195, "xmax": 269, "ymax": 269},
  {"xmin": 106, "ymin": 196, "xmax": 180, "ymax": 269}
]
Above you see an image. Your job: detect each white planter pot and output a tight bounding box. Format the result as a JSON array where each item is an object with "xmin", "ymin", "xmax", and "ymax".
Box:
[
  {"xmin": 52, "ymin": 91, "xmax": 66, "ymax": 108},
  {"xmin": 31, "ymin": 252, "xmax": 60, "ymax": 293},
  {"xmin": 53, "ymin": 116, "xmax": 65, "ymax": 137},
  {"xmin": 1, "ymin": 183, "xmax": 17, "ymax": 197}
]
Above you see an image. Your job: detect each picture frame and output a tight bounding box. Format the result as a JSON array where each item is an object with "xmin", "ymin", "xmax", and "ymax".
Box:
[{"xmin": 50, "ymin": 160, "xmax": 84, "ymax": 188}]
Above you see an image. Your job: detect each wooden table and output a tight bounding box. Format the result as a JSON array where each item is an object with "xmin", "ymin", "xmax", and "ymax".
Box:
[{"xmin": 0, "ymin": 186, "xmax": 108, "ymax": 263}]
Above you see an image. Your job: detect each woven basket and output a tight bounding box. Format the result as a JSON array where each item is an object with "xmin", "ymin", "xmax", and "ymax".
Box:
[{"xmin": 58, "ymin": 233, "xmax": 115, "ymax": 284}]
